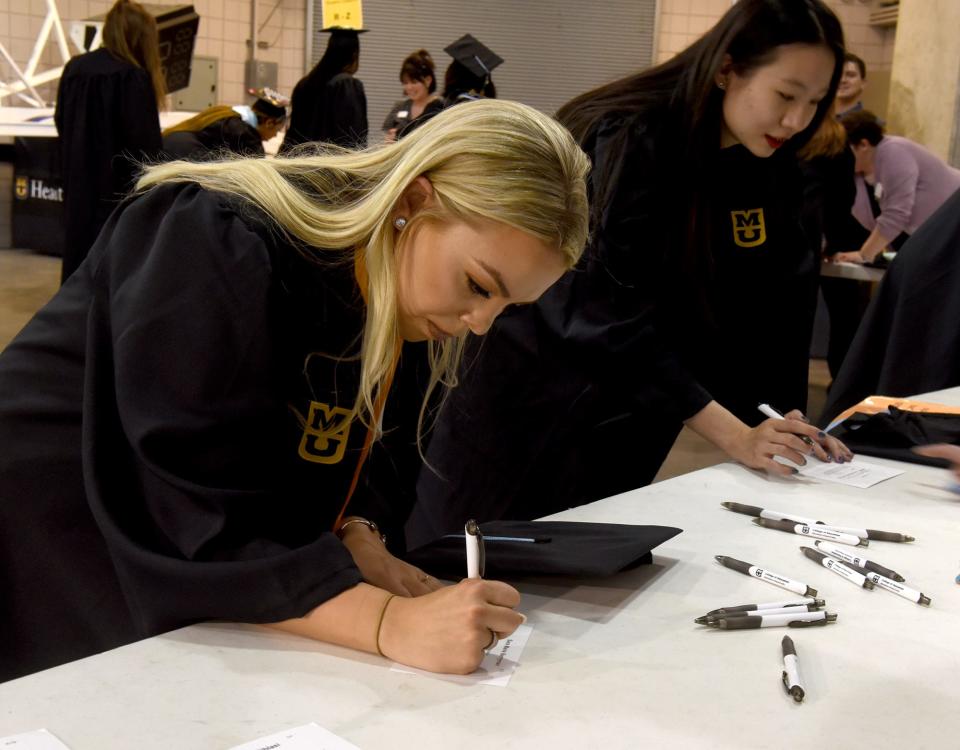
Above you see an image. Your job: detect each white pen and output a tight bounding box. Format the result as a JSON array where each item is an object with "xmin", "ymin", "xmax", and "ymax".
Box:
[
  {"xmin": 814, "ymin": 540, "xmax": 905, "ymax": 581},
  {"xmin": 800, "ymin": 546, "xmax": 874, "ymax": 589},
  {"xmin": 753, "ymin": 518, "xmax": 867, "ymax": 547},
  {"xmin": 465, "ymin": 519, "xmax": 484, "ymax": 579},
  {"xmin": 859, "ymin": 570, "xmax": 932, "ymax": 606},
  {"xmin": 757, "ymin": 403, "xmax": 817, "ymax": 449},
  {"xmin": 715, "ymin": 555, "xmax": 818, "ymax": 597},
  {"xmin": 705, "ymin": 611, "xmax": 836, "ymax": 629},
  {"xmin": 781, "ymin": 636, "xmax": 805, "ymax": 703}
]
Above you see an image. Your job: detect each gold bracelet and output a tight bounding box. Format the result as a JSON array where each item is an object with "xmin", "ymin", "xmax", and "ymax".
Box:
[
  {"xmin": 375, "ymin": 593, "xmax": 396, "ymax": 657},
  {"xmin": 335, "ymin": 517, "xmax": 387, "ymax": 544}
]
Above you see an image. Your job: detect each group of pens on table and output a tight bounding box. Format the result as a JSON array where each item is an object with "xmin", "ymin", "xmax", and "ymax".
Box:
[{"xmin": 698, "ymin": 489, "xmax": 930, "ymax": 704}]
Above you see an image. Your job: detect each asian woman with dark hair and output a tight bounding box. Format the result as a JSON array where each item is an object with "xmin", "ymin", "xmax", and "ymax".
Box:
[{"xmin": 410, "ymin": 0, "xmax": 854, "ymax": 542}]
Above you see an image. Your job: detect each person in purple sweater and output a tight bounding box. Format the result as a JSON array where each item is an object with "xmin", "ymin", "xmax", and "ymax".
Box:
[{"xmin": 832, "ymin": 110, "xmax": 960, "ymax": 264}]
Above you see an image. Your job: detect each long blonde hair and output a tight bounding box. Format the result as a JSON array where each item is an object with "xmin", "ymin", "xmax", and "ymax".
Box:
[
  {"xmin": 103, "ymin": 0, "xmax": 167, "ymax": 109},
  {"xmin": 138, "ymin": 99, "xmax": 590, "ymax": 437}
]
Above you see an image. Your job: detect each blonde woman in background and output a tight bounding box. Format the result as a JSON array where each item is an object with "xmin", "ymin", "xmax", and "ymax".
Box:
[
  {"xmin": 0, "ymin": 100, "xmax": 589, "ymax": 682},
  {"xmin": 55, "ymin": 0, "xmax": 166, "ymax": 283}
]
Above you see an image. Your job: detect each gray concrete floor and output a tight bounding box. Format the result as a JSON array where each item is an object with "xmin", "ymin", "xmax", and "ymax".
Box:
[{"xmin": 0, "ymin": 247, "xmax": 831, "ymax": 482}]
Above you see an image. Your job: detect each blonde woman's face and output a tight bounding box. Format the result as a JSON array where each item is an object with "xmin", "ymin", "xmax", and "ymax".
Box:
[{"xmin": 394, "ymin": 219, "xmax": 566, "ymax": 342}]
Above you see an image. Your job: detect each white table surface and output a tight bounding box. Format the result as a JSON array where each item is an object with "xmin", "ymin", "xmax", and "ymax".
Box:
[
  {"xmin": 2, "ymin": 392, "xmax": 959, "ymax": 749},
  {"xmin": 820, "ymin": 258, "xmax": 886, "ymax": 282}
]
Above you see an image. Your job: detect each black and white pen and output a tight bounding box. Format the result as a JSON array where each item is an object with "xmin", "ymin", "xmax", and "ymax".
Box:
[
  {"xmin": 701, "ymin": 598, "xmax": 825, "ymax": 618},
  {"xmin": 753, "ymin": 517, "xmax": 867, "ymax": 547},
  {"xmin": 715, "ymin": 555, "xmax": 818, "ymax": 597},
  {"xmin": 811, "ymin": 524, "xmax": 915, "ymax": 543},
  {"xmin": 757, "ymin": 403, "xmax": 818, "ymax": 450},
  {"xmin": 465, "ymin": 519, "xmax": 484, "ymax": 579},
  {"xmin": 705, "ymin": 611, "xmax": 836, "ymax": 629},
  {"xmin": 800, "ymin": 546, "xmax": 874, "ymax": 589},
  {"xmin": 858, "ymin": 570, "xmax": 932, "ymax": 606},
  {"xmin": 695, "ymin": 603, "xmax": 823, "ymax": 625},
  {"xmin": 781, "ymin": 636, "xmax": 805, "ymax": 703},
  {"xmin": 813, "ymin": 540, "xmax": 905, "ymax": 582}
]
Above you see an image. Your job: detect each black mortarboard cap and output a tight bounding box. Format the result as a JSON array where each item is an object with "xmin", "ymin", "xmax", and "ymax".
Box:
[{"xmin": 443, "ymin": 33, "xmax": 503, "ymax": 79}]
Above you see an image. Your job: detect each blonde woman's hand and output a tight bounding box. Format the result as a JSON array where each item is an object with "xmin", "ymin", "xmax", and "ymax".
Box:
[
  {"xmin": 339, "ymin": 523, "xmax": 443, "ymax": 597},
  {"xmin": 730, "ymin": 410, "xmax": 853, "ymax": 476},
  {"xmin": 913, "ymin": 443, "xmax": 960, "ymax": 481},
  {"xmin": 378, "ymin": 578, "xmax": 524, "ymax": 674}
]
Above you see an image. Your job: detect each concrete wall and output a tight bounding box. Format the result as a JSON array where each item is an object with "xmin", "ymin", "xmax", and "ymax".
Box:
[{"xmin": 887, "ymin": 0, "xmax": 960, "ymax": 162}]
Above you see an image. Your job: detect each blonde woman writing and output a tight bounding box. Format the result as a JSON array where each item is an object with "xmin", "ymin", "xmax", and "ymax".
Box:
[{"xmin": 0, "ymin": 100, "xmax": 589, "ymax": 681}]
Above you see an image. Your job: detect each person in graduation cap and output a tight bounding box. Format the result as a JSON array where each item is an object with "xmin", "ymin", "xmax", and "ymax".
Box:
[
  {"xmin": 281, "ymin": 27, "xmax": 367, "ymax": 152},
  {"xmin": 442, "ymin": 33, "xmax": 502, "ymax": 105},
  {"xmin": 0, "ymin": 99, "xmax": 589, "ymax": 681},
  {"xmin": 54, "ymin": 0, "xmax": 165, "ymax": 284},
  {"xmin": 161, "ymin": 88, "xmax": 289, "ymax": 159},
  {"xmin": 395, "ymin": 34, "xmax": 502, "ymax": 140},
  {"xmin": 407, "ymin": 0, "xmax": 854, "ymax": 544}
]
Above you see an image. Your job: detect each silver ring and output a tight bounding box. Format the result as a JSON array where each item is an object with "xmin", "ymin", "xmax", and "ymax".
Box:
[{"xmin": 484, "ymin": 629, "xmax": 498, "ymax": 651}]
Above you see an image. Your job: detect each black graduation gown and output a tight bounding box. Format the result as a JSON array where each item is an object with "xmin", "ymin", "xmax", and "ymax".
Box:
[
  {"xmin": 0, "ymin": 183, "xmax": 419, "ymax": 681},
  {"xmin": 281, "ymin": 72, "xmax": 367, "ymax": 151},
  {"xmin": 54, "ymin": 47, "xmax": 162, "ymax": 282},
  {"xmin": 162, "ymin": 116, "xmax": 264, "ymax": 160},
  {"xmin": 407, "ymin": 113, "xmax": 818, "ymax": 547},
  {"xmin": 820, "ymin": 187, "xmax": 960, "ymax": 424},
  {"xmin": 801, "ymin": 148, "xmax": 871, "ymax": 377}
]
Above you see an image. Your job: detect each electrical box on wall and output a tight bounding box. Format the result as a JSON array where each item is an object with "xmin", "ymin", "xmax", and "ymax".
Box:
[
  {"xmin": 173, "ymin": 56, "xmax": 217, "ymax": 111},
  {"xmin": 245, "ymin": 60, "xmax": 278, "ymax": 92}
]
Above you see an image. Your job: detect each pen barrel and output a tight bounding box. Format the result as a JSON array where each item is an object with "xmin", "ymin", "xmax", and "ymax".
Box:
[
  {"xmin": 815, "ymin": 541, "xmax": 904, "ymax": 581},
  {"xmin": 782, "ymin": 653, "xmax": 803, "ymax": 694},
  {"xmin": 707, "ymin": 605, "xmax": 817, "ymax": 621},
  {"xmin": 716, "ymin": 556, "xmax": 752, "ymax": 575},
  {"xmin": 720, "ymin": 611, "xmax": 828, "ymax": 629},
  {"xmin": 722, "ymin": 501, "xmax": 764, "ymax": 517},
  {"xmin": 762, "ymin": 509, "xmax": 821, "ymax": 526},
  {"xmin": 705, "ymin": 599, "xmax": 816, "ymax": 617},
  {"xmin": 758, "ymin": 518, "xmax": 865, "ymax": 546},
  {"xmin": 747, "ymin": 564, "xmax": 815, "ymax": 597},
  {"xmin": 861, "ymin": 571, "xmax": 928, "ymax": 604},
  {"xmin": 803, "ymin": 547, "xmax": 872, "ymax": 588}
]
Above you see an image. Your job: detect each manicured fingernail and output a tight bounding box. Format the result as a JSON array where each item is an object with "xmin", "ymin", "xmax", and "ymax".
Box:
[
  {"xmin": 817, "ymin": 431, "xmax": 827, "ymax": 438},
  {"xmin": 837, "ymin": 456, "xmax": 845, "ymax": 463},
  {"xmin": 800, "ymin": 415, "xmax": 811, "ymax": 423},
  {"xmin": 518, "ymin": 613, "xmax": 528, "ymax": 624},
  {"xmin": 790, "ymin": 467, "xmax": 799, "ymax": 474}
]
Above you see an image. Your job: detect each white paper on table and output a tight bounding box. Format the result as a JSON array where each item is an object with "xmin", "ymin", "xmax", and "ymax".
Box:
[
  {"xmin": 795, "ymin": 456, "xmax": 903, "ymax": 488},
  {"xmin": 391, "ymin": 623, "xmax": 532, "ymax": 686},
  {"xmin": 0, "ymin": 729, "xmax": 72, "ymax": 749},
  {"xmin": 228, "ymin": 722, "xmax": 360, "ymax": 750}
]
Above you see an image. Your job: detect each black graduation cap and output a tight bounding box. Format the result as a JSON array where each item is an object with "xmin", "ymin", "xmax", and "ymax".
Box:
[
  {"xmin": 404, "ymin": 520, "xmax": 682, "ymax": 579},
  {"xmin": 443, "ymin": 33, "xmax": 503, "ymax": 79}
]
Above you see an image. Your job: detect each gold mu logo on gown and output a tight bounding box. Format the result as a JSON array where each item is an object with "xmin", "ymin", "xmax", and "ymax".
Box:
[
  {"xmin": 730, "ymin": 208, "xmax": 766, "ymax": 248},
  {"xmin": 299, "ymin": 401, "xmax": 353, "ymax": 464}
]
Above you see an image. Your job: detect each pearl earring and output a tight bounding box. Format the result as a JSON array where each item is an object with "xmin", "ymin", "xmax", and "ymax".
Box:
[
  {"xmin": 718, "ymin": 80, "xmax": 726, "ymax": 90},
  {"xmin": 394, "ymin": 217, "xmax": 407, "ymax": 230}
]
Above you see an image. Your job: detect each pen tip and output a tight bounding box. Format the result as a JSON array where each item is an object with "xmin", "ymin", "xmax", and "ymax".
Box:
[
  {"xmin": 919, "ymin": 595, "xmax": 932, "ymax": 606},
  {"xmin": 714, "ymin": 555, "xmax": 724, "ymax": 563},
  {"xmin": 721, "ymin": 501, "xmax": 732, "ymax": 508},
  {"xmin": 904, "ymin": 536, "xmax": 916, "ymax": 542},
  {"xmin": 694, "ymin": 617, "xmax": 707, "ymax": 624}
]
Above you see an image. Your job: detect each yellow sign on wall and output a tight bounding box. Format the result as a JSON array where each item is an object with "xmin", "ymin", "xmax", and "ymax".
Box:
[{"xmin": 322, "ymin": 0, "xmax": 363, "ymax": 30}]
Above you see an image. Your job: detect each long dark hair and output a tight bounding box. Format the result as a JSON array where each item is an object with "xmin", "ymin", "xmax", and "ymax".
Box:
[
  {"xmin": 102, "ymin": 0, "xmax": 166, "ymax": 108},
  {"xmin": 557, "ymin": 0, "xmax": 844, "ymax": 305},
  {"xmin": 312, "ymin": 29, "xmax": 360, "ymax": 86}
]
